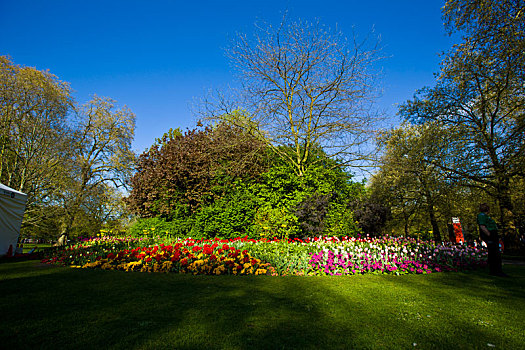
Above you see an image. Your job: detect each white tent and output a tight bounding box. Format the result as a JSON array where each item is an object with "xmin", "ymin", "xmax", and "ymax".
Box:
[{"xmin": 0, "ymin": 183, "xmax": 27, "ymax": 256}]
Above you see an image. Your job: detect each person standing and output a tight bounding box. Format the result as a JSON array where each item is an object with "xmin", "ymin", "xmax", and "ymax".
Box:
[{"xmin": 477, "ymin": 203, "xmax": 507, "ymax": 277}]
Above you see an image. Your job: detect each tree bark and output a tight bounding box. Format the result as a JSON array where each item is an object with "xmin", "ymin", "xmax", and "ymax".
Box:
[{"xmin": 496, "ymin": 180, "xmax": 518, "ymax": 249}]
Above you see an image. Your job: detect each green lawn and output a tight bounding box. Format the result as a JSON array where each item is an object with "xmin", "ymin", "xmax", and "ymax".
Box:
[{"xmin": 1, "ymin": 260, "xmax": 524, "ymax": 350}]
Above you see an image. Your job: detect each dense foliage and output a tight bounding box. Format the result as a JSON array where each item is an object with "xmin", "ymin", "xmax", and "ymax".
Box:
[
  {"xmin": 126, "ymin": 124, "xmax": 267, "ymax": 219},
  {"xmin": 127, "ymin": 122, "xmax": 366, "ymax": 240}
]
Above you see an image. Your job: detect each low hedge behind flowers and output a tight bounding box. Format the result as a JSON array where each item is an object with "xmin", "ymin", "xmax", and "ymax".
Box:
[{"xmin": 42, "ymin": 235, "xmax": 487, "ymax": 276}]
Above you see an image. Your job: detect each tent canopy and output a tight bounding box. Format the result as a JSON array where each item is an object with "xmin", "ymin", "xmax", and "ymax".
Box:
[{"xmin": 0, "ymin": 183, "xmax": 27, "ymax": 255}]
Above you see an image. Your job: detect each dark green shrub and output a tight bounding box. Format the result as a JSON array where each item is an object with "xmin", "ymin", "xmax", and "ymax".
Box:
[
  {"xmin": 294, "ymin": 193, "xmax": 332, "ymax": 238},
  {"xmin": 352, "ymin": 195, "xmax": 391, "ymax": 236},
  {"xmin": 128, "ymin": 216, "xmax": 191, "ymax": 238},
  {"xmin": 324, "ymin": 202, "xmax": 362, "ymax": 237},
  {"xmin": 189, "ymin": 186, "xmax": 260, "ymax": 239}
]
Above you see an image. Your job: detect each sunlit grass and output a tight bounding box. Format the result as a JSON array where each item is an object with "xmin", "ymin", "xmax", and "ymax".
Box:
[{"xmin": 0, "ymin": 260, "xmax": 524, "ymax": 349}]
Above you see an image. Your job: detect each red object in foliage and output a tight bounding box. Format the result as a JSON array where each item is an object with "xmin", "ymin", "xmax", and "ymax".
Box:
[
  {"xmin": 452, "ymin": 218, "xmax": 464, "ymax": 243},
  {"xmin": 6, "ymin": 245, "xmax": 13, "ymax": 257}
]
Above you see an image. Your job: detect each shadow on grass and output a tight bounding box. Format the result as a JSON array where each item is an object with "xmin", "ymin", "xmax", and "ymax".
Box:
[
  {"xmin": 388, "ymin": 265, "xmax": 525, "ymax": 349},
  {"xmin": 0, "ymin": 261, "xmax": 524, "ymax": 349}
]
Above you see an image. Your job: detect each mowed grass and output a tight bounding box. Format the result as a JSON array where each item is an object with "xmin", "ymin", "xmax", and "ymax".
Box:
[{"xmin": 0, "ymin": 261, "xmax": 524, "ymax": 350}]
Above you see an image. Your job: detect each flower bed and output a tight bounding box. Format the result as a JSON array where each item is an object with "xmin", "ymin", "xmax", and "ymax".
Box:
[
  {"xmin": 304, "ymin": 236, "xmax": 487, "ymax": 275},
  {"xmin": 42, "ymin": 235, "xmax": 487, "ymax": 276},
  {"xmin": 42, "ymin": 237, "xmax": 272, "ymax": 275}
]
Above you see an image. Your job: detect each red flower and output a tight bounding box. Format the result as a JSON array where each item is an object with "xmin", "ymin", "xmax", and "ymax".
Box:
[{"xmin": 171, "ymin": 251, "xmax": 181, "ymax": 261}]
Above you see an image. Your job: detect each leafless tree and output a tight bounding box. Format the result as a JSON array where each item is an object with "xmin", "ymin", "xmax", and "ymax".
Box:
[{"xmin": 201, "ymin": 18, "xmax": 383, "ymax": 176}]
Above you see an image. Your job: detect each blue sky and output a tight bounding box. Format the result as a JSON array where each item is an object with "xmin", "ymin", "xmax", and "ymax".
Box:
[{"xmin": 0, "ymin": 0, "xmax": 456, "ymax": 154}]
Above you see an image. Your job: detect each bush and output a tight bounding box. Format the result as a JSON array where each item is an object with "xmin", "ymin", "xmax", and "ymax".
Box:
[
  {"xmin": 252, "ymin": 206, "xmax": 301, "ymax": 239},
  {"xmin": 294, "ymin": 193, "xmax": 332, "ymax": 237},
  {"xmin": 352, "ymin": 195, "xmax": 391, "ymax": 236},
  {"xmin": 323, "ymin": 202, "xmax": 362, "ymax": 237},
  {"xmin": 189, "ymin": 186, "xmax": 260, "ymax": 239},
  {"xmin": 128, "ymin": 217, "xmax": 191, "ymax": 238}
]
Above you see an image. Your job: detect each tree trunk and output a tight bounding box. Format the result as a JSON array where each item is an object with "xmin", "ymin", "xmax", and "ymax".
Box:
[
  {"xmin": 428, "ymin": 206, "xmax": 441, "ymax": 242},
  {"xmin": 496, "ymin": 181, "xmax": 518, "ymax": 249},
  {"xmin": 423, "ymin": 186, "xmax": 441, "ymax": 242}
]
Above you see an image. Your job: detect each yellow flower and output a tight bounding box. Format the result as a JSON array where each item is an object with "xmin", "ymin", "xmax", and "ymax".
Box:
[
  {"xmin": 213, "ymin": 266, "xmax": 226, "ymax": 275},
  {"xmin": 124, "ymin": 261, "xmax": 142, "ymax": 272},
  {"xmin": 153, "ymin": 263, "xmax": 161, "ymax": 272},
  {"xmin": 161, "ymin": 261, "xmax": 173, "ymax": 272}
]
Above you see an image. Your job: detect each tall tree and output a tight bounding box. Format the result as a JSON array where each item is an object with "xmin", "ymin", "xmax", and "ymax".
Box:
[
  {"xmin": 372, "ymin": 123, "xmax": 456, "ymax": 241},
  {"xmin": 59, "ymin": 96, "xmax": 136, "ymax": 237},
  {"xmin": 443, "ymin": 0, "xmax": 525, "ymax": 80},
  {"xmin": 400, "ymin": 0, "xmax": 525, "ymax": 245},
  {"xmin": 0, "ymin": 56, "xmax": 73, "ymax": 227},
  {"xmin": 203, "ymin": 18, "xmax": 382, "ymax": 176}
]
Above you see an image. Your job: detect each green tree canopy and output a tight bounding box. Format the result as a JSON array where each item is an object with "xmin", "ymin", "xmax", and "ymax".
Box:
[
  {"xmin": 0, "ymin": 55, "xmax": 73, "ymax": 228},
  {"xmin": 398, "ymin": 0, "xmax": 525, "ymax": 245}
]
